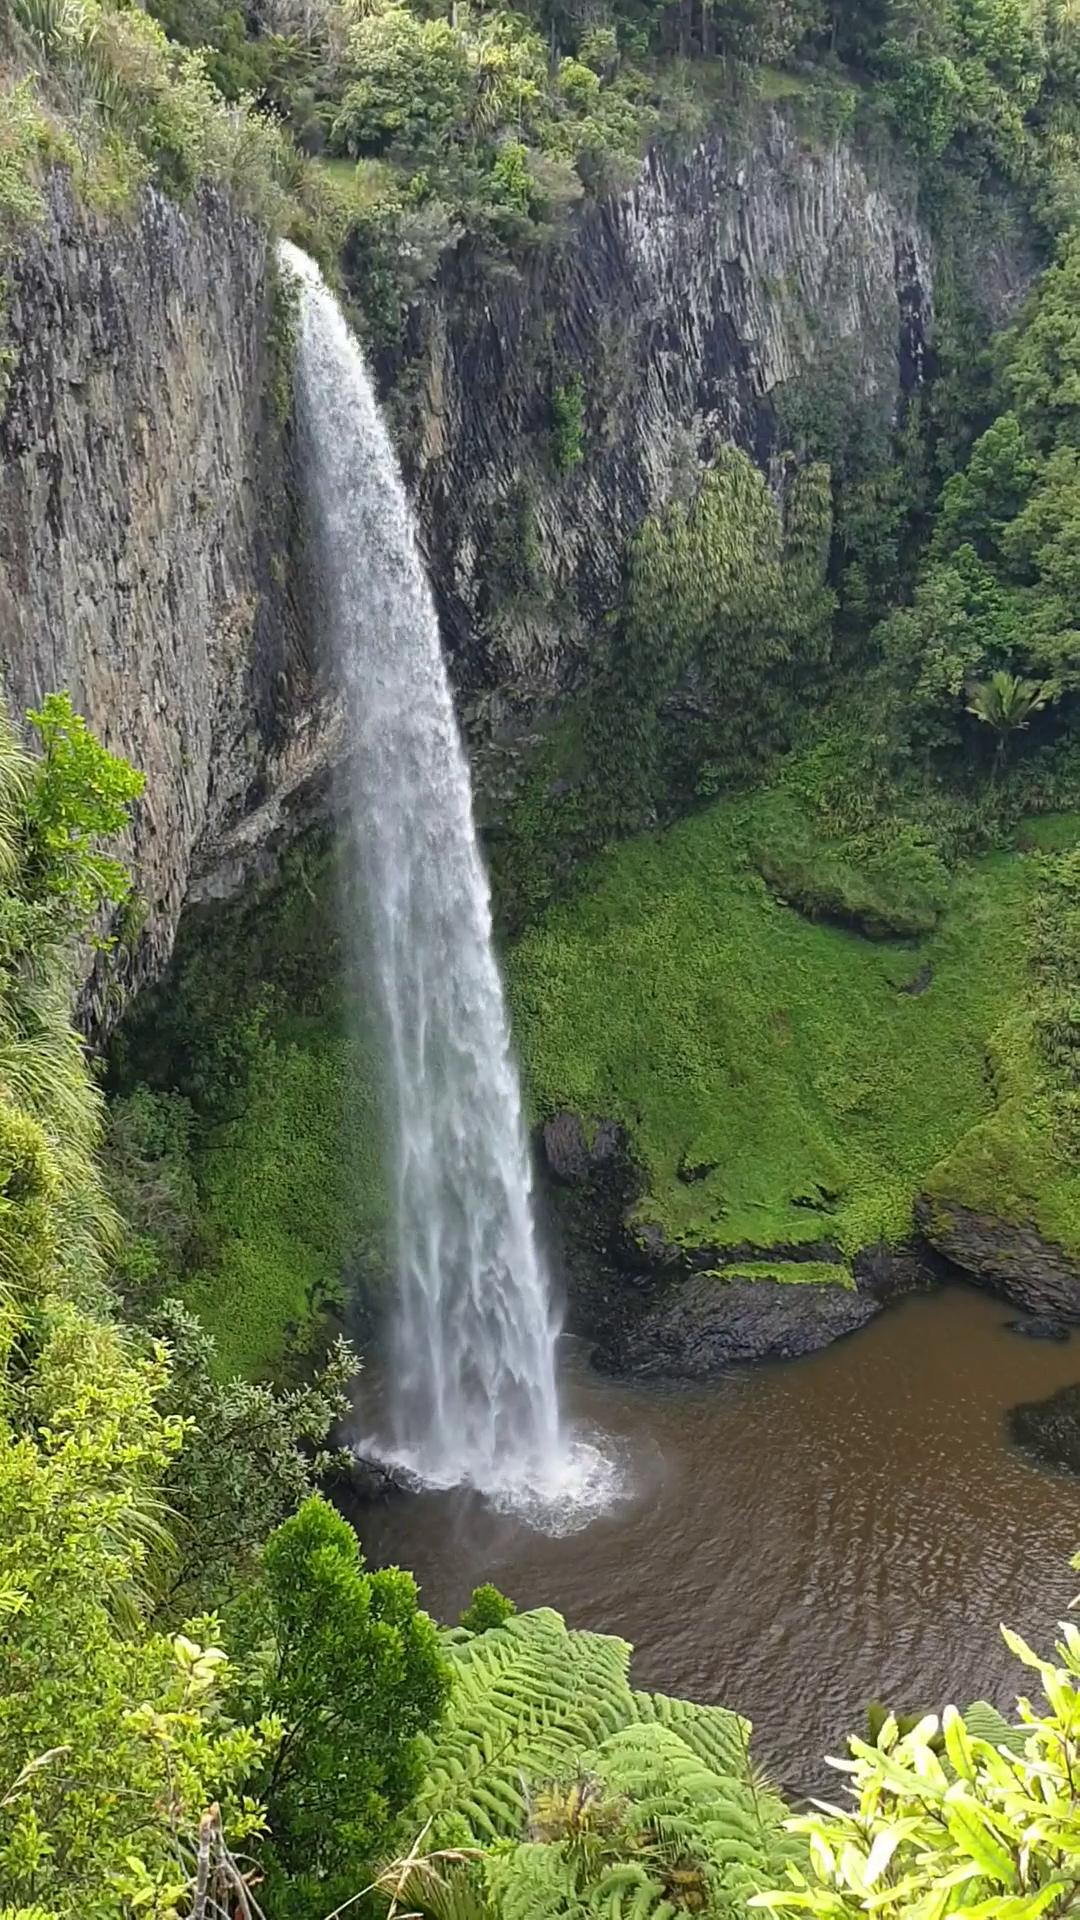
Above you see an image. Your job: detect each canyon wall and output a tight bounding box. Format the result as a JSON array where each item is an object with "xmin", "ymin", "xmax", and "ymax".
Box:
[
  {"xmin": 0, "ymin": 177, "xmax": 336, "ymax": 1016},
  {"xmin": 394, "ymin": 113, "xmax": 934, "ymax": 756},
  {"xmin": 0, "ymin": 113, "xmax": 941, "ymax": 1005}
]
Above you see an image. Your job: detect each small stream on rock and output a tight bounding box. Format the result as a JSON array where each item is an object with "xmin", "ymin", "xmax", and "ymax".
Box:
[{"xmin": 344, "ymin": 1286, "xmax": 1080, "ymax": 1796}]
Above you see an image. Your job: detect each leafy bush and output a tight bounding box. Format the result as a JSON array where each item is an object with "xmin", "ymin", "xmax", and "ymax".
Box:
[
  {"xmin": 233, "ymin": 1495, "xmax": 450, "ymax": 1918},
  {"xmin": 24, "ymin": 692, "xmax": 144, "ymax": 923},
  {"xmin": 151, "ymin": 1301, "xmax": 357, "ymax": 1615},
  {"xmin": 755, "ymin": 1580, "xmax": 1080, "ymax": 1920},
  {"xmin": 551, "ymin": 374, "xmax": 586, "ymax": 474},
  {"xmin": 460, "ymin": 1582, "xmax": 517, "ymax": 1632},
  {"xmin": 0, "ymin": 699, "xmax": 282, "ymax": 1914},
  {"xmin": 406, "ymin": 1608, "xmax": 796, "ymax": 1920},
  {"xmin": 330, "ymin": 12, "xmax": 472, "ymax": 156}
]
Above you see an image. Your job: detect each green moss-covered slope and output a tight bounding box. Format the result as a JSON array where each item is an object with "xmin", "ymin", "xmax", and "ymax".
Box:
[
  {"xmin": 112, "ymin": 838, "xmax": 389, "ymax": 1380},
  {"xmin": 507, "ymin": 787, "xmax": 1076, "ymax": 1262},
  {"xmin": 182, "ymin": 1019, "xmax": 386, "ymax": 1379}
]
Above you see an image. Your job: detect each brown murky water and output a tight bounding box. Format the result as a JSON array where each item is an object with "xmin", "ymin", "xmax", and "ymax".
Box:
[{"xmin": 348, "ymin": 1287, "xmax": 1080, "ymax": 1795}]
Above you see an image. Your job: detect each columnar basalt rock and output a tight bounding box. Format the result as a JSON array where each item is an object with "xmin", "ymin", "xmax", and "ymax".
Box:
[
  {"xmin": 0, "ymin": 178, "xmax": 339, "ymax": 1024},
  {"xmin": 0, "ymin": 118, "xmax": 937, "ymax": 1015},
  {"xmin": 393, "ymin": 114, "xmax": 934, "ymax": 744}
]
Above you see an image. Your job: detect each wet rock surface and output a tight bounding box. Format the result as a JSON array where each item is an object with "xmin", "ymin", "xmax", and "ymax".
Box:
[
  {"xmin": 327, "ymin": 1451, "xmax": 411, "ymax": 1504},
  {"xmin": 0, "ymin": 177, "xmax": 338, "ymax": 1028},
  {"xmin": 853, "ymin": 1241, "xmax": 942, "ymax": 1303},
  {"xmin": 1007, "ymin": 1316, "xmax": 1071, "ymax": 1342},
  {"xmin": 593, "ymin": 1274, "xmax": 881, "ymax": 1378},
  {"xmin": 387, "ymin": 113, "xmax": 938, "ymax": 799},
  {"xmin": 916, "ymin": 1197, "xmax": 1080, "ymax": 1321},
  {"xmin": 1010, "ymin": 1383, "xmax": 1080, "ymax": 1474}
]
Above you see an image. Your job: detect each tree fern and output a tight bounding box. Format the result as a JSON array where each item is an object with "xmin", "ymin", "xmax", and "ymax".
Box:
[{"xmin": 412, "ymin": 1611, "xmax": 797, "ymax": 1920}]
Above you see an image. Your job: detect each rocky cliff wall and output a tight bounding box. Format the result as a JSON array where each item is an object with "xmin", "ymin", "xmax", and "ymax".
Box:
[
  {"xmin": 0, "ymin": 115, "xmax": 937, "ymax": 1008},
  {"xmin": 0, "ymin": 177, "xmax": 337, "ymax": 1019},
  {"xmin": 390, "ymin": 112, "xmax": 934, "ymax": 771}
]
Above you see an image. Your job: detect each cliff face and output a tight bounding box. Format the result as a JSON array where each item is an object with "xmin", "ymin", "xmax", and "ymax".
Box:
[
  {"xmin": 392, "ymin": 114, "xmax": 932, "ymax": 759},
  {"xmin": 0, "ymin": 177, "xmax": 336, "ymax": 1018},
  {"xmin": 0, "ymin": 117, "xmax": 936, "ymax": 1007}
]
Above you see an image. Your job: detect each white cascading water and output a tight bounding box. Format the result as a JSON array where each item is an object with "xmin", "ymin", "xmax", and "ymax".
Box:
[{"xmin": 282, "ymin": 244, "xmax": 611, "ymax": 1520}]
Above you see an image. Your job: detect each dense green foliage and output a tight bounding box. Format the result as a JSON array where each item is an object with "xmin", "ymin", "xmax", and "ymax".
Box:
[
  {"xmin": 404, "ymin": 1608, "xmax": 796, "ymax": 1920},
  {"xmin": 232, "ymin": 1496, "xmax": 450, "ymax": 1918},
  {"xmin": 149, "ymin": 1300, "xmax": 357, "ymax": 1615},
  {"xmin": 0, "ymin": 703, "xmax": 275, "ymax": 1915},
  {"xmin": 8, "ymin": 0, "xmax": 1080, "ymax": 1910},
  {"xmin": 0, "ymin": 698, "xmax": 452, "ymax": 1919},
  {"xmin": 460, "ymin": 1582, "xmax": 517, "ymax": 1633},
  {"xmin": 586, "ymin": 450, "xmax": 834, "ymax": 837}
]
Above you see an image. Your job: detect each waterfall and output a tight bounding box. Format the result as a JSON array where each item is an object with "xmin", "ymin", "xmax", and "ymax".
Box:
[{"xmin": 282, "ymin": 244, "xmax": 608, "ymax": 1516}]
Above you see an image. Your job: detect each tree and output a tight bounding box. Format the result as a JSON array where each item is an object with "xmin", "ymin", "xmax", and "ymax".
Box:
[
  {"xmin": 150, "ymin": 1301, "xmax": 358, "ymax": 1616},
  {"xmin": 459, "ymin": 1583, "xmax": 516, "ymax": 1633},
  {"xmin": 23, "ymin": 692, "xmax": 144, "ymax": 924},
  {"xmin": 329, "ymin": 12, "xmax": 471, "ymax": 155},
  {"xmin": 966, "ymin": 666, "xmax": 1056, "ymax": 769},
  {"xmin": 1005, "ymin": 236, "xmax": 1080, "ymax": 452},
  {"xmin": 934, "ymin": 413, "xmax": 1038, "ymax": 559},
  {"xmin": 234, "ymin": 1495, "xmax": 450, "ymax": 1916}
]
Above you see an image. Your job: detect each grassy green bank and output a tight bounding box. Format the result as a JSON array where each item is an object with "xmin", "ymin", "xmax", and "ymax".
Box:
[
  {"xmin": 110, "ymin": 793, "xmax": 1080, "ymax": 1378},
  {"xmin": 507, "ymin": 787, "xmax": 1080, "ymax": 1271}
]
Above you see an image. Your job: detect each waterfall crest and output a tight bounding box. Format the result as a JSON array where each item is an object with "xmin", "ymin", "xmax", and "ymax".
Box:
[{"xmin": 282, "ymin": 244, "xmax": 608, "ymax": 1516}]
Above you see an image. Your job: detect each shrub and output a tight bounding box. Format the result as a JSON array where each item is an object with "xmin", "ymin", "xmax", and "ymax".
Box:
[
  {"xmin": 754, "ymin": 1579, "xmax": 1080, "ymax": 1920},
  {"xmin": 234, "ymin": 1496, "xmax": 450, "ymax": 1917},
  {"xmin": 551, "ymin": 373, "xmax": 586, "ymax": 475},
  {"xmin": 460, "ymin": 1582, "xmax": 517, "ymax": 1632}
]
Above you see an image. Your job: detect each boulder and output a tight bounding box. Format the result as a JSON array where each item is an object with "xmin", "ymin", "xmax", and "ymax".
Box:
[
  {"xmin": 593, "ymin": 1276, "xmax": 880, "ymax": 1380},
  {"xmin": 854, "ymin": 1241, "xmax": 941, "ymax": 1303},
  {"xmin": 329, "ymin": 1451, "xmax": 406, "ymax": 1504},
  {"xmin": 915, "ymin": 1196, "xmax": 1080, "ymax": 1320},
  {"xmin": 541, "ymin": 1111, "xmax": 625, "ymax": 1186},
  {"xmin": 1006, "ymin": 1315, "xmax": 1070, "ymax": 1342},
  {"xmin": 1010, "ymin": 1384, "xmax": 1080, "ymax": 1474}
]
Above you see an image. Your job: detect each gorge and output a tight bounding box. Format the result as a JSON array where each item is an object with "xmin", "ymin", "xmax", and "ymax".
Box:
[{"xmin": 2, "ymin": 0, "xmax": 1080, "ymax": 1906}]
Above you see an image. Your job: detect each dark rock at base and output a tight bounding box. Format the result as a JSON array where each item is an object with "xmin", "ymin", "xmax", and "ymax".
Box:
[
  {"xmin": 916, "ymin": 1195, "xmax": 1080, "ymax": 1320},
  {"xmin": 623, "ymin": 1218, "xmax": 688, "ymax": 1272},
  {"xmin": 593, "ymin": 1276, "xmax": 881, "ymax": 1380},
  {"xmin": 328, "ymin": 1452, "xmax": 406, "ymax": 1504},
  {"xmin": 536, "ymin": 1111, "xmax": 655, "ymax": 1338},
  {"xmin": 1007, "ymin": 1315, "xmax": 1070, "ymax": 1342},
  {"xmin": 542, "ymin": 1112, "xmax": 593, "ymax": 1184},
  {"xmin": 1010, "ymin": 1384, "xmax": 1080, "ymax": 1474},
  {"xmin": 854, "ymin": 1241, "xmax": 941, "ymax": 1303},
  {"xmin": 542, "ymin": 1111, "xmax": 623, "ymax": 1185}
]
